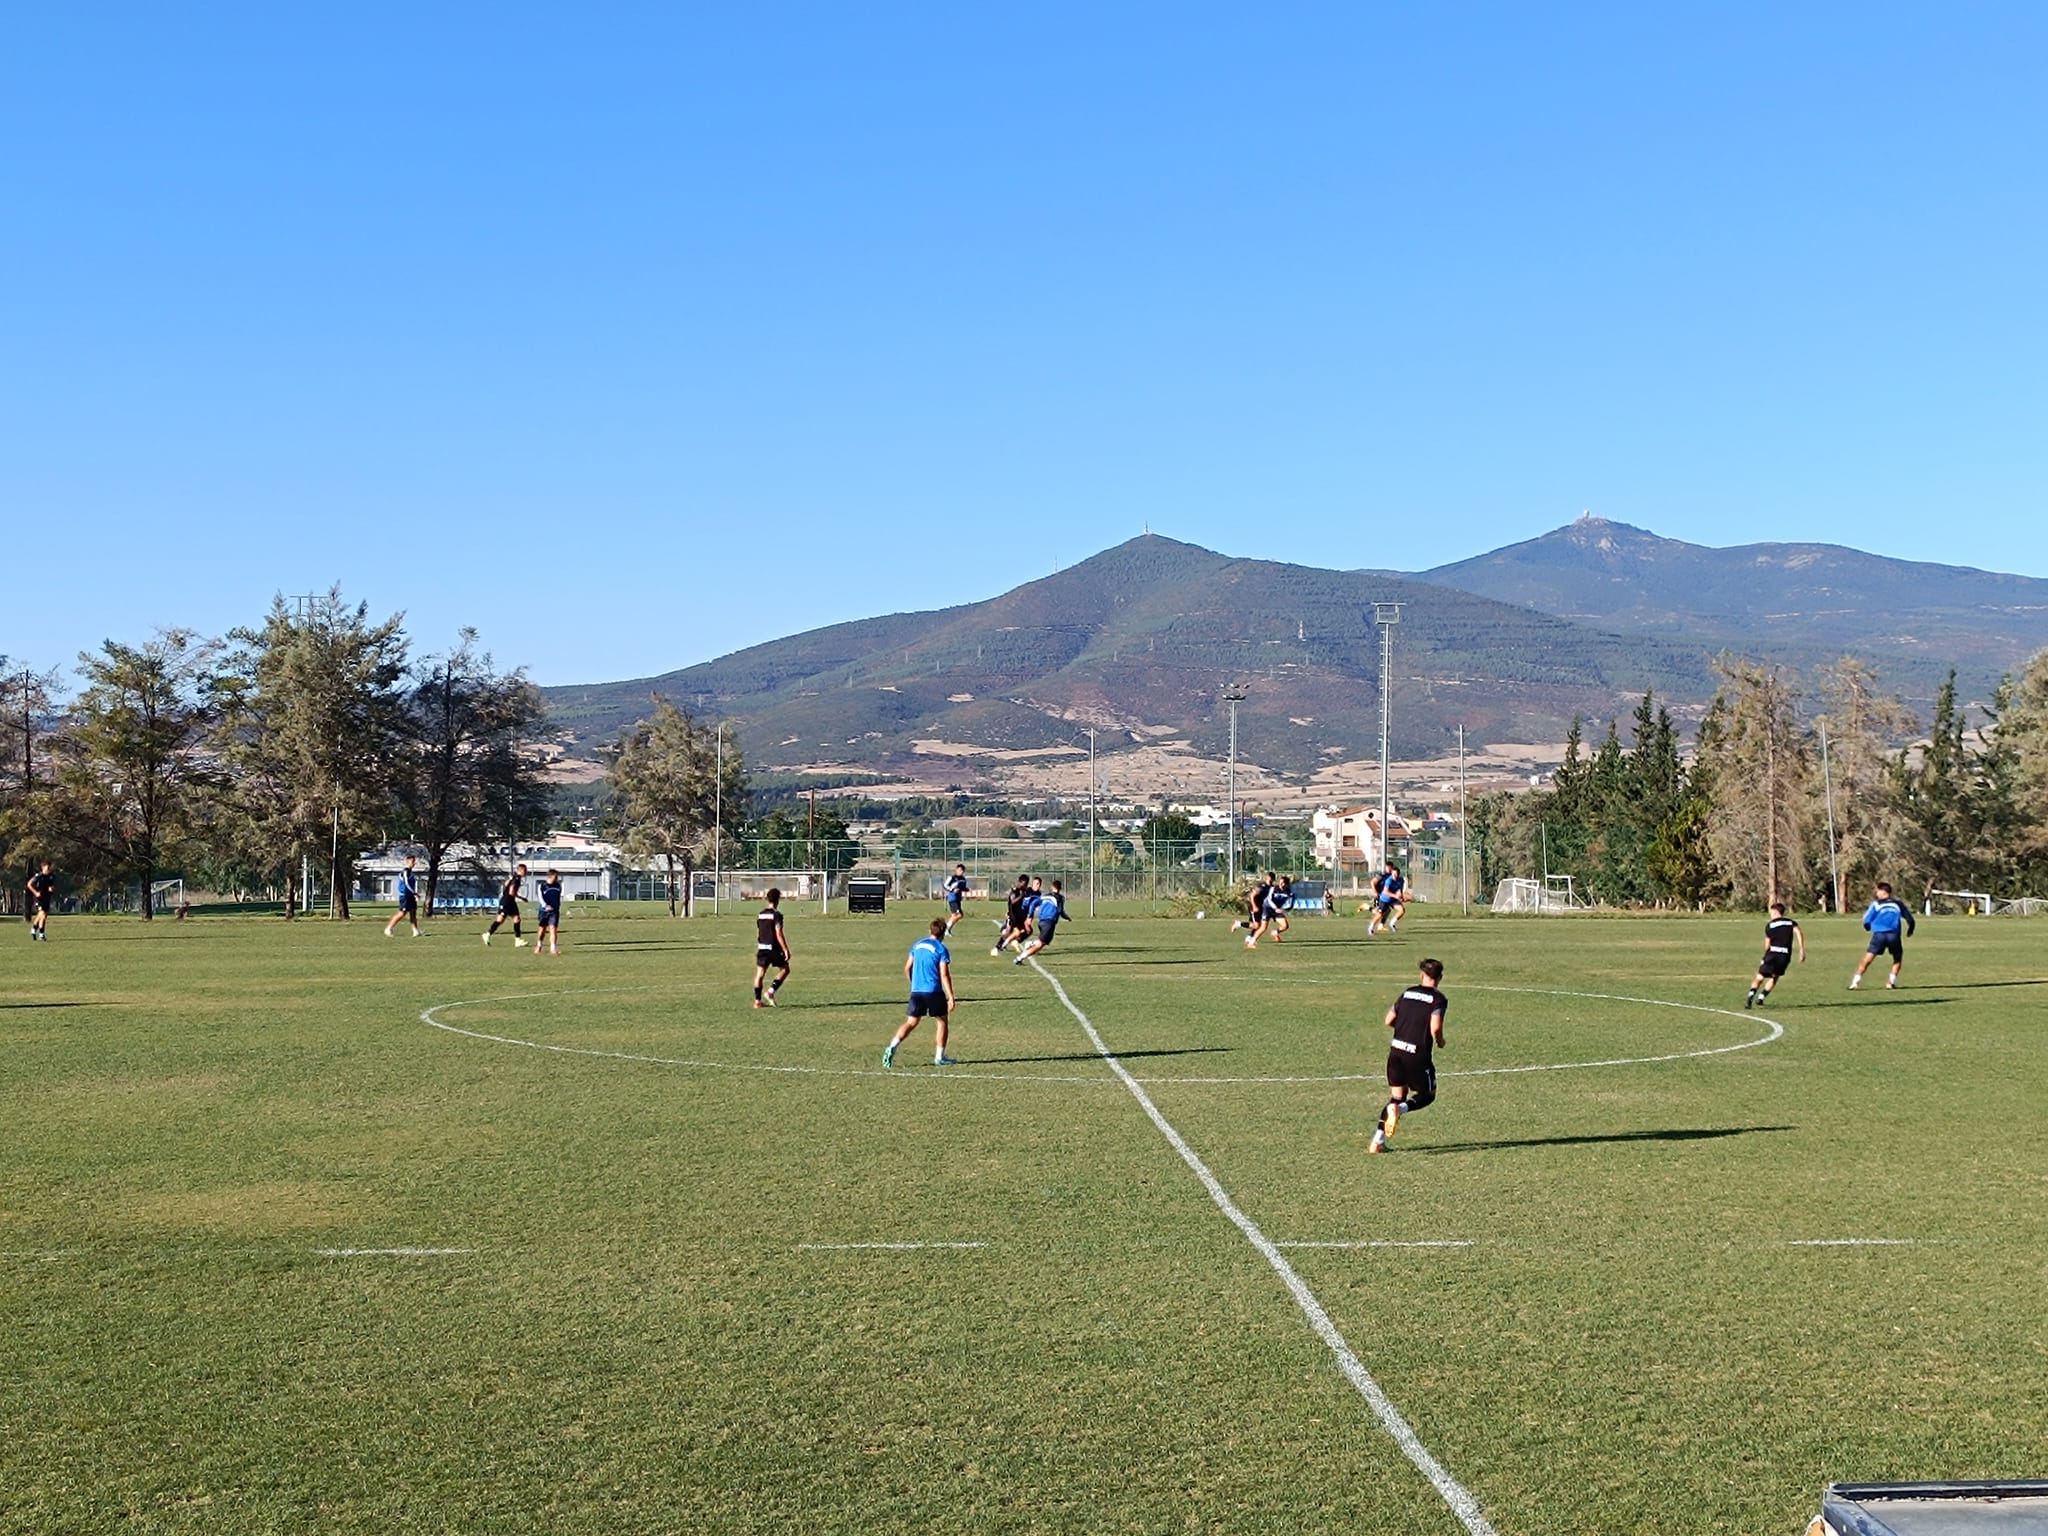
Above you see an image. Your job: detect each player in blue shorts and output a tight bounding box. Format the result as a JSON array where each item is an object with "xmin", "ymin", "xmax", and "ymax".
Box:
[
  {"xmin": 384, "ymin": 853, "xmax": 422, "ymax": 938},
  {"xmin": 885, "ymin": 919, "xmax": 959, "ymax": 1067},
  {"xmin": 943, "ymin": 863, "xmax": 969, "ymax": 936},
  {"xmin": 1370, "ymin": 861, "xmax": 1406, "ymax": 935},
  {"xmin": 1851, "ymin": 881, "xmax": 1915, "ymax": 990},
  {"xmin": 1013, "ymin": 879, "xmax": 1066, "ymax": 964},
  {"xmin": 532, "ymin": 869, "xmax": 564, "ymax": 958}
]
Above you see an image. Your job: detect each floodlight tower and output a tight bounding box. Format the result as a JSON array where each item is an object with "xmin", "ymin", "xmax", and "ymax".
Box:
[
  {"xmin": 1222, "ymin": 684, "xmax": 1247, "ymax": 883},
  {"xmin": 1374, "ymin": 603, "xmax": 1402, "ymax": 868}
]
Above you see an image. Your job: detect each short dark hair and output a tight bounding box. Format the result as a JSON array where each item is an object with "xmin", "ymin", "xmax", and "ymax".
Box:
[
  {"xmin": 765, "ymin": 887, "xmax": 781, "ymax": 904},
  {"xmin": 1419, "ymin": 957, "xmax": 1444, "ymax": 983},
  {"xmin": 1769, "ymin": 901, "xmax": 1786, "ymax": 914},
  {"xmin": 1875, "ymin": 882, "xmax": 1892, "ymax": 896},
  {"xmin": 515, "ymin": 862, "xmax": 528, "ymax": 873},
  {"xmin": 1050, "ymin": 879, "xmax": 1062, "ymax": 891},
  {"xmin": 929, "ymin": 919, "xmax": 947, "ymax": 937},
  {"xmin": 547, "ymin": 868, "xmax": 559, "ymax": 878}
]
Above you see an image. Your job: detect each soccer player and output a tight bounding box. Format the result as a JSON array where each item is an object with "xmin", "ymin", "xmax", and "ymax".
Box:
[
  {"xmin": 1012, "ymin": 879, "xmax": 1066, "ymax": 964},
  {"xmin": 25, "ymin": 861, "xmax": 55, "ymax": 941},
  {"xmin": 1851, "ymin": 881, "xmax": 1915, "ymax": 990},
  {"xmin": 1746, "ymin": 901, "xmax": 1804, "ymax": 1008},
  {"xmin": 1370, "ymin": 860, "xmax": 1406, "ymax": 935},
  {"xmin": 1233, "ymin": 871, "xmax": 1274, "ymax": 944},
  {"xmin": 942, "ymin": 863, "xmax": 969, "ymax": 936},
  {"xmin": 1270, "ymin": 875, "xmax": 1295, "ymax": 942},
  {"xmin": 993, "ymin": 874, "xmax": 1031, "ymax": 956},
  {"xmin": 384, "ymin": 854, "xmax": 421, "ymax": 938},
  {"xmin": 1369, "ymin": 958, "xmax": 1448, "ymax": 1154},
  {"xmin": 532, "ymin": 869, "xmax": 564, "ymax": 958},
  {"xmin": 884, "ymin": 918, "xmax": 959, "ymax": 1067},
  {"xmin": 753, "ymin": 887, "xmax": 792, "ymax": 1006},
  {"xmin": 483, "ymin": 863, "xmax": 529, "ymax": 946}
]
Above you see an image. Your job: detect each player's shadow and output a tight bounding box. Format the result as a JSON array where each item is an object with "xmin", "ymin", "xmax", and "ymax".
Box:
[
  {"xmin": 1416, "ymin": 1126, "xmax": 1795, "ymax": 1155},
  {"xmin": 1064, "ymin": 957, "xmax": 1209, "ymax": 967},
  {"xmin": 977, "ymin": 1046, "xmax": 1236, "ymax": 1065},
  {"xmin": 0, "ymin": 1000, "xmax": 96, "ymax": 1009},
  {"xmin": 1781, "ymin": 996, "xmax": 1959, "ymax": 1010},
  {"xmin": 1943, "ymin": 978, "xmax": 2048, "ymax": 989},
  {"xmin": 577, "ymin": 940, "xmax": 694, "ymax": 951}
]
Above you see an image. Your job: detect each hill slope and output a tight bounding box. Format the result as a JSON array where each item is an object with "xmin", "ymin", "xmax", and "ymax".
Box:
[
  {"xmin": 548, "ymin": 535, "xmax": 1713, "ymax": 779},
  {"xmin": 1421, "ymin": 515, "xmax": 2048, "ymax": 702}
]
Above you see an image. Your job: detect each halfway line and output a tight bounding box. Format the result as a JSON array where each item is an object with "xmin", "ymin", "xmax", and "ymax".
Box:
[
  {"xmin": 315, "ymin": 1247, "xmax": 475, "ymax": 1258},
  {"xmin": 1028, "ymin": 958, "xmax": 1498, "ymax": 1536},
  {"xmin": 798, "ymin": 1241, "xmax": 988, "ymax": 1251},
  {"xmin": 1277, "ymin": 1240, "xmax": 1476, "ymax": 1250}
]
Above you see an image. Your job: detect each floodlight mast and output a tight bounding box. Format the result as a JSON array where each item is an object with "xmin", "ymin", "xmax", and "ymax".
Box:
[
  {"xmin": 1222, "ymin": 685, "xmax": 1247, "ymax": 884},
  {"xmin": 1374, "ymin": 603, "xmax": 1402, "ymax": 869}
]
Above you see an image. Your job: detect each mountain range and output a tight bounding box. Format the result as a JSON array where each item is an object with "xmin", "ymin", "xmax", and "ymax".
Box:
[{"xmin": 544, "ymin": 518, "xmax": 2048, "ymax": 788}]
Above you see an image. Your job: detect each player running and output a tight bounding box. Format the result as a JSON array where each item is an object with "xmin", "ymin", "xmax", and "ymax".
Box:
[
  {"xmin": 1233, "ymin": 871, "xmax": 1274, "ymax": 945},
  {"xmin": 753, "ymin": 887, "xmax": 792, "ymax": 1006},
  {"xmin": 532, "ymin": 869, "xmax": 565, "ymax": 958},
  {"xmin": 1368, "ymin": 958, "xmax": 1448, "ymax": 1154},
  {"xmin": 483, "ymin": 863, "xmax": 528, "ymax": 946},
  {"xmin": 993, "ymin": 874, "xmax": 1031, "ymax": 956},
  {"xmin": 1745, "ymin": 901, "xmax": 1804, "ymax": 1008},
  {"xmin": 1369, "ymin": 860, "xmax": 1406, "ymax": 934},
  {"xmin": 1012, "ymin": 879, "xmax": 1067, "ymax": 964},
  {"xmin": 1270, "ymin": 875, "xmax": 1294, "ymax": 941},
  {"xmin": 942, "ymin": 863, "xmax": 969, "ymax": 936},
  {"xmin": 25, "ymin": 861, "xmax": 55, "ymax": 941},
  {"xmin": 884, "ymin": 919, "xmax": 960, "ymax": 1068},
  {"xmin": 384, "ymin": 854, "xmax": 421, "ymax": 938},
  {"xmin": 1851, "ymin": 881, "xmax": 1915, "ymax": 990}
]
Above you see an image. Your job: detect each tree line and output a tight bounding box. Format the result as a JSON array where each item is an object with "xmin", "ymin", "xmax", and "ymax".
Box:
[
  {"xmin": 0, "ymin": 591, "xmax": 755, "ymax": 918},
  {"xmin": 1469, "ymin": 652, "xmax": 2048, "ymax": 911}
]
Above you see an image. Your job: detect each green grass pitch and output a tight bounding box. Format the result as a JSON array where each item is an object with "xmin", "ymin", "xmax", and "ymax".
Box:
[{"xmin": 4, "ymin": 902, "xmax": 2044, "ymax": 1534}]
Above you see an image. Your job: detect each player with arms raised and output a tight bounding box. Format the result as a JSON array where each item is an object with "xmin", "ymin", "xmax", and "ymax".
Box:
[{"xmin": 1369, "ymin": 958, "xmax": 1448, "ymax": 1154}]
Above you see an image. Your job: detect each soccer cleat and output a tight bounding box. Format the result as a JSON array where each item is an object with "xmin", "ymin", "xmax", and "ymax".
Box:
[
  {"xmin": 1368, "ymin": 1135, "xmax": 1387, "ymax": 1154},
  {"xmin": 935, "ymin": 1054, "xmax": 959, "ymax": 1066},
  {"xmin": 1381, "ymin": 1101, "xmax": 1403, "ymax": 1140},
  {"xmin": 1848, "ymin": 975, "xmax": 1861, "ymax": 989},
  {"xmin": 763, "ymin": 991, "xmax": 777, "ymax": 1006},
  {"xmin": 513, "ymin": 937, "xmax": 527, "ymax": 948},
  {"xmin": 1886, "ymin": 976, "xmax": 1897, "ymax": 989},
  {"xmin": 1012, "ymin": 955, "xmax": 1025, "ymax": 965},
  {"xmin": 882, "ymin": 1043, "xmax": 896, "ymax": 1069},
  {"xmin": 482, "ymin": 932, "xmax": 491, "ymax": 944},
  {"xmin": 1744, "ymin": 991, "xmax": 1754, "ymax": 1009},
  {"xmin": 991, "ymin": 946, "xmax": 1003, "ymax": 957},
  {"xmin": 1244, "ymin": 937, "xmax": 1257, "ymax": 949},
  {"xmin": 752, "ymin": 999, "xmax": 764, "ymax": 1009}
]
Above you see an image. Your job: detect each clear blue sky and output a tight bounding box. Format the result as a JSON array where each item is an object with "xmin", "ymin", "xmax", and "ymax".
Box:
[{"xmin": 6, "ymin": 3, "xmax": 2043, "ymax": 687}]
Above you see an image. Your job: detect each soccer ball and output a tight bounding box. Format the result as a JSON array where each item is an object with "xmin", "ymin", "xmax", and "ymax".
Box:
[{"xmin": 1194, "ymin": 910, "xmax": 1207, "ymax": 920}]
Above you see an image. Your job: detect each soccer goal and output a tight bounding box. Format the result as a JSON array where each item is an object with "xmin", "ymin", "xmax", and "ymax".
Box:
[
  {"xmin": 1992, "ymin": 896, "xmax": 2047, "ymax": 916},
  {"xmin": 1489, "ymin": 875, "xmax": 1589, "ymax": 913},
  {"xmin": 689, "ymin": 869, "xmax": 831, "ymax": 913},
  {"xmin": 148, "ymin": 878, "xmax": 185, "ymax": 916}
]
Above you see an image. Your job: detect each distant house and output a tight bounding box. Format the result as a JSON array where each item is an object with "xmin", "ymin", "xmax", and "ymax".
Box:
[{"xmin": 1311, "ymin": 806, "xmax": 1413, "ymax": 870}]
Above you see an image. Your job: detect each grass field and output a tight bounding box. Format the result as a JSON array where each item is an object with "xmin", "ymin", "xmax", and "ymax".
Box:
[{"xmin": 4, "ymin": 900, "xmax": 2044, "ymax": 1534}]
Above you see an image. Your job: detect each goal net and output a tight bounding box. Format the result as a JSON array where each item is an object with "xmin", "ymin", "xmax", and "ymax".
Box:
[{"xmin": 1489, "ymin": 876, "xmax": 1588, "ymax": 913}]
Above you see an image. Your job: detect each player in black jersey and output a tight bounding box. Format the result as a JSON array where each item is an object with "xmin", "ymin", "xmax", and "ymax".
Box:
[
  {"xmin": 26, "ymin": 861, "xmax": 56, "ymax": 941},
  {"xmin": 483, "ymin": 863, "xmax": 529, "ymax": 946},
  {"xmin": 942, "ymin": 864, "xmax": 970, "ymax": 936},
  {"xmin": 993, "ymin": 875, "xmax": 1031, "ymax": 956},
  {"xmin": 1369, "ymin": 958, "xmax": 1448, "ymax": 1154},
  {"xmin": 1745, "ymin": 902, "xmax": 1805, "ymax": 1008},
  {"xmin": 753, "ymin": 887, "xmax": 791, "ymax": 1007}
]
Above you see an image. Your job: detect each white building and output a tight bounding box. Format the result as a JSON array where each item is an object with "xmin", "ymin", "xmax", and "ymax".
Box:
[
  {"xmin": 356, "ymin": 838, "xmax": 625, "ymax": 906},
  {"xmin": 1311, "ymin": 806, "xmax": 1413, "ymax": 871}
]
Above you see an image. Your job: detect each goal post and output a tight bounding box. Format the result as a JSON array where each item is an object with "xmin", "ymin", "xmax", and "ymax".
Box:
[{"xmin": 1489, "ymin": 875, "xmax": 1589, "ymax": 913}]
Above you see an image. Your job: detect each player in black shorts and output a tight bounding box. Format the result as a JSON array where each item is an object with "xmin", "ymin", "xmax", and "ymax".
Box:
[
  {"xmin": 1746, "ymin": 902, "xmax": 1804, "ymax": 1008},
  {"xmin": 993, "ymin": 874, "xmax": 1031, "ymax": 956},
  {"xmin": 1369, "ymin": 958, "xmax": 1448, "ymax": 1154},
  {"xmin": 25, "ymin": 861, "xmax": 56, "ymax": 942},
  {"xmin": 533, "ymin": 869, "xmax": 564, "ymax": 958},
  {"xmin": 753, "ymin": 887, "xmax": 791, "ymax": 1007},
  {"xmin": 483, "ymin": 863, "xmax": 528, "ymax": 946},
  {"xmin": 943, "ymin": 863, "xmax": 969, "ymax": 936}
]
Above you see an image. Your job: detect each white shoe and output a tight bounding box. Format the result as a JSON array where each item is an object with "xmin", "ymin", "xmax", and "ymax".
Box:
[
  {"xmin": 1886, "ymin": 977, "xmax": 1897, "ymax": 989},
  {"xmin": 482, "ymin": 932, "xmax": 490, "ymax": 944},
  {"xmin": 992, "ymin": 947, "xmax": 1003, "ymax": 957},
  {"xmin": 513, "ymin": 937, "xmax": 527, "ymax": 948},
  {"xmin": 1848, "ymin": 975, "xmax": 1860, "ymax": 989}
]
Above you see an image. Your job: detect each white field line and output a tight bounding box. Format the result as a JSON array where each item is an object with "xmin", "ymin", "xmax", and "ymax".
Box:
[
  {"xmin": 1786, "ymin": 1238, "xmax": 1919, "ymax": 1247},
  {"xmin": 315, "ymin": 1247, "xmax": 475, "ymax": 1257},
  {"xmin": 1277, "ymin": 1240, "xmax": 1476, "ymax": 1250},
  {"xmin": 798, "ymin": 1242, "xmax": 988, "ymax": 1251},
  {"xmin": 1029, "ymin": 958, "xmax": 1498, "ymax": 1536},
  {"xmin": 418, "ymin": 989, "xmax": 1113, "ymax": 1086}
]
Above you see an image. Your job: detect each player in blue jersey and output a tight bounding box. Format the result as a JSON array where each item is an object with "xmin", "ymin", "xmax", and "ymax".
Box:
[
  {"xmin": 384, "ymin": 854, "xmax": 422, "ymax": 938},
  {"xmin": 885, "ymin": 919, "xmax": 959, "ymax": 1067},
  {"xmin": 1012, "ymin": 879, "xmax": 1066, "ymax": 964},
  {"xmin": 1851, "ymin": 881, "xmax": 1915, "ymax": 990},
  {"xmin": 1370, "ymin": 861, "xmax": 1406, "ymax": 935},
  {"xmin": 1268, "ymin": 875, "xmax": 1294, "ymax": 942},
  {"xmin": 942, "ymin": 863, "xmax": 970, "ymax": 936},
  {"xmin": 532, "ymin": 869, "xmax": 564, "ymax": 958}
]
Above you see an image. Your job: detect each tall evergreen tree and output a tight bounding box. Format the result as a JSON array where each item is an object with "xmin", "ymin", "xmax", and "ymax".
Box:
[{"xmin": 1812, "ymin": 658, "xmax": 1917, "ymax": 911}]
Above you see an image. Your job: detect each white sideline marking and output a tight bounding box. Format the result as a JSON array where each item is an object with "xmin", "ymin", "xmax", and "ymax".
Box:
[
  {"xmin": 1277, "ymin": 1240, "xmax": 1475, "ymax": 1250},
  {"xmin": 1029, "ymin": 958, "xmax": 1498, "ymax": 1536},
  {"xmin": 1787, "ymin": 1238, "xmax": 1918, "ymax": 1247},
  {"xmin": 315, "ymin": 1247, "xmax": 475, "ymax": 1258},
  {"xmin": 798, "ymin": 1241, "xmax": 988, "ymax": 1251}
]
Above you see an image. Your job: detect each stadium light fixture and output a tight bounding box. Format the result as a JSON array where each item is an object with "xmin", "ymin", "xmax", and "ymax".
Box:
[{"xmin": 1373, "ymin": 605, "xmax": 1402, "ymax": 870}]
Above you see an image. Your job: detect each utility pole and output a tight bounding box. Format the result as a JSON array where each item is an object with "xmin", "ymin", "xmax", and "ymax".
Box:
[
  {"xmin": 1374, "ymin": 603, "xmax": 1402, "ymax": 869},
  {"xmin": 1222, "ymin": 685, "xmax": 1247, "ymax": 884},
  {"xmin": 1086, "ymin": 727, "xmax": 1098, "ymax": 918},
  {"xmin": 713, "ymin": 722, "xmax": 723, "ymax": 916},
  {"xmin": 1458, "ymin": 723, "xmax": 1469, "ymax": 915},
  {"xmin": 1820, "ymin": 718, "xmax": 1841, "ymax": 912}
]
